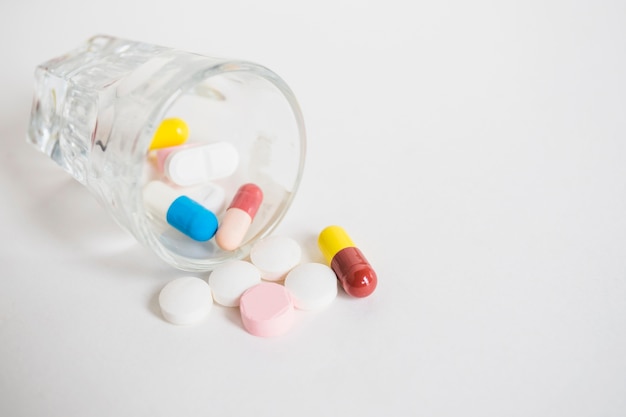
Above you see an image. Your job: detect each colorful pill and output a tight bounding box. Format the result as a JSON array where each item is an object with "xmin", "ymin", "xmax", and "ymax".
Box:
[
  {"xmin": 239, "ymin": 282, "xmax": 295, "ymax": 337},
  {"xmin": 149, "ymin": 118, "xmax": 189, "ymax": 151},
  {"xmin": 215, "ymin": 183, "xmax": 263, "ymax": 251},
  {"xmin": 318, "ymin": 225, "xmax": 377, "ymax": 298},
  {"xmin": 160, "ymin": 142, "xmax": 239, "ymax": 186},
  {"xmin": 143, "ymin": 181, "xmax": 218, "ymax": 241}
]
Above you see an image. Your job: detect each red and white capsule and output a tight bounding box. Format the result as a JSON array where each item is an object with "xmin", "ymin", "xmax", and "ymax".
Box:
[{"xmin": 215, "ymin": 183, "xmax": 263, "ymax": 251}]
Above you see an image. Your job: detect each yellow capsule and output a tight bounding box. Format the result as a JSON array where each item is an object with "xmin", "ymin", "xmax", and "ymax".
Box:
[
  {"xmin": 149, "ymin": 118, "xmax": 189, "ymax": 150},
  {"xmin": 318, "ymin": 225, "xmax": 355, "ymax": 263}
]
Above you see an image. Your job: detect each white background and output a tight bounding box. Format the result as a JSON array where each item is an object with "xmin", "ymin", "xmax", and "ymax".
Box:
[{"xmin": 1, "ymin": 1, "xmax": 626, "ymax": 416}]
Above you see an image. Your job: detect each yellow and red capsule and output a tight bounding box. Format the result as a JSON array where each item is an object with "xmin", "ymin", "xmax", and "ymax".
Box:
[{"xmin": 318, "ymin": 226, "xmax": 377, "ymax": 298}]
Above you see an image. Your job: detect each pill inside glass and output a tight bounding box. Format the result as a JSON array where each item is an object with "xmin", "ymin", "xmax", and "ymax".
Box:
[{"xmin": 27, "ymin": 35, "xmax": 306, "ymax": 271}]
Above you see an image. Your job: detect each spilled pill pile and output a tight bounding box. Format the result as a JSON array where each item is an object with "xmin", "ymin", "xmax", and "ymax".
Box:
[
  {"xmin": 145, "ymin": 118, "xmax": 377, "ymax": 337},
  {"xmin": 159, "ymin": 228, "xmax": 377, "ymax": 337}
]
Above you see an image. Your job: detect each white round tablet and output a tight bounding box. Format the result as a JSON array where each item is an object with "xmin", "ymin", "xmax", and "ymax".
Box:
[
  {"xmin": 208, "ymin": 260, "xmax": 262, "ymax": 307},
  {"xmin": 284, "ymin": 263, "xmax": 338, "ymax": 310},
  {"xmin": 158, "ymin": 277, "xmax": 213, "ymax": 325},
  {"xmin": 250, "ymin": 236, "xmax": 302, "ymax": 281}
]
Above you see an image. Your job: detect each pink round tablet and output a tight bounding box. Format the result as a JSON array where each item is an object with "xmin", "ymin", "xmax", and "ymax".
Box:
[{"xmin": 239, "ymin": 282, "xmax": 295, "ymax": 337}]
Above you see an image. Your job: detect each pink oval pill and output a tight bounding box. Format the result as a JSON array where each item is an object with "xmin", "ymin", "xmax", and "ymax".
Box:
[
  {"xmin": 216, "ymin": 183, "xmax": 263, "ymax": 251},
  {"xmin": 239, "ymin": 282, "xmax": 295, "ymax": 337}
]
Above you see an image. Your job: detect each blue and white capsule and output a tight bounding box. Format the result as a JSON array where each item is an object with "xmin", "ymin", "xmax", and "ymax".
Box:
[{"xmin": 143, "ymin": 181, "xmax": 218, "ymax": 241}]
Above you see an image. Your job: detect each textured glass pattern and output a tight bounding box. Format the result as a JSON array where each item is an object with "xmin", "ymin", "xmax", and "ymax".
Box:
[{"xmin": 28, "ymin": 35, "xmax": 165, "ymax": 182}]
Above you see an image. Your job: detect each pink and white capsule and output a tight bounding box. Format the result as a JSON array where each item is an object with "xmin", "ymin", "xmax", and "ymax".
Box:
[{"xmin": 215, "ymin": 183, "xmax": 263, "ymax": 251}]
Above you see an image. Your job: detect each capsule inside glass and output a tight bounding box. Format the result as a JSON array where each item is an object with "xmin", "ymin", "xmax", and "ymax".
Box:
[
  {"xmin": 143, "ymin": 69, "xmax": 305, "ymax": 269},
  {"xmin": 28, "ymin": 36, "xmax": 306, "ymax": 271}
]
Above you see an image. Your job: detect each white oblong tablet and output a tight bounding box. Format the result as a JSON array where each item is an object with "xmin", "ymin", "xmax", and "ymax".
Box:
[
  {"xmin": 204, "ymin": 142, "xmax": 239, "ymax": 179},
  {"xmin": 250, "ymin": 236, "xmax": 302, "ymax": 281},
  {"xmin": 158, "ymin": 277, "xmax": 213, "ymax": 325},
  {"xmin": 284, "ymin": 263, "xmax": 338, "ymax": 311},
  {"xmin": 208, "ymin": 260, "xmax": 262, "ymax": 307},
  {"xmin": 143, "ymin": 180, "xmax": 179, "ymax": 219},
  {"xmin": 186, "ymin": 182, "xmax": 226, "ymax": 214},
  {"xmin": 165, "ymin": 142, "xmax": 239, "ymax": 186}
]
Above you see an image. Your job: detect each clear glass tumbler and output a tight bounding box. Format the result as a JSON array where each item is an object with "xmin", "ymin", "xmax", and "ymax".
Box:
[{"xmin": 27, "ymin": 35, "xmax": 306, "ymax": 271}]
